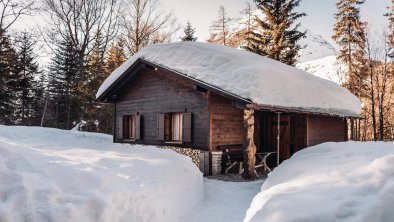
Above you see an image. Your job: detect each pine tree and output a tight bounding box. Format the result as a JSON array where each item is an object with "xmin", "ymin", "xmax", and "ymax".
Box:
[
  {"xmin": 332, "ymin": 0, "xmax": 366, "ymax": 94},
  {"xmin": 31, "ymin": 72, "xmax": 47, "ymax": 126},
  {"xmin": 180, "ymin": 21, "xmax": 197, "ymax": 42},
  {"xmin": 0, "ymin": 30, "xmax": 18, "ymax": 124},
  {"xmin": 13, "ymin": 31, "xmax": 40, "ymax": 125},
  {"xmin": 208, "ymin": 6, "xmax": 231, "ymax": 46},
  {"xmin": 93, "ymin": 38, "xmax": 127, "ymax": 133},
  {"xmin": 105, "ymin": 38, "xmax": 127, "ymax": 74},
  {"xmin": 48, "ymin": 36, "xmax": 79, "ymax": 129},
  {"xmin": 244, "ymin": 0, "xmax": 306, "ymax": 66},
  {"xmin": 80, "ymin": 33, "xmax": 107, "ymax": 131},
  {"xmin": 81, "ymin": 32, "xmax": 106, "ymax": 102},
  {"xmin": 241, "ymin": 3, "xmax": 255, "ymax": 49},
  {"xmin": 385, "ymin": 0, "xmax": 394, "ymax": 57},
  {"xmin": 85, "ymin": 37, "xmax": 126, "ymax": 133}
]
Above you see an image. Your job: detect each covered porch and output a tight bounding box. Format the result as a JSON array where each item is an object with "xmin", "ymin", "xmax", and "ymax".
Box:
[{"xmin": 217, "ymin": 106, "xmax": 357, "ymax": 179}]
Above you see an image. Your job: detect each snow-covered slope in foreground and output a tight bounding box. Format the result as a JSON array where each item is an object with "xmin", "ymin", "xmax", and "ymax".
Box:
[
  {"xmin": 0, "ymin": 125, "xmax": 202, "ymax": 222},
  {"xmin": 244, "ymin": 142, "xmax": 394, "ymax": 222}
]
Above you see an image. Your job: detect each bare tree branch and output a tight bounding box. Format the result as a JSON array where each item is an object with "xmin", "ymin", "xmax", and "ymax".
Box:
[
  {"xmin": 0, "ymin": 0, "xmax": 35, "ymax": 32},
  {"xmin": 42, "ymin": 0, "xmax": 121, "ymax": 69},
  {"xmin": 122, "ymin": 0, "xmax": 179, "ymax": 55}
]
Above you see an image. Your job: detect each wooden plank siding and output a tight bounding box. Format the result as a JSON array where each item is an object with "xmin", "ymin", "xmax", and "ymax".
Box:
[
  {"xmin": 307, "ymin": 115, "xmax": 346, "ymax": 147},
  {"xmin": 292, "ymin": 114, "xmax": 307, "ymax": 153},
  {"xmin": 272, "ymin": 115, "xmax": 291, "ymax": 162},
  {"xmin": 209, "ymin": 92, "xmax": 244, "ymax": 151},
  {"xmin": 111, "ymin": 63, "xmax": 347, "ymax": 164},
  {"xmin": 115, "ymin": 68, "xmax": 210, "ymax": 149}
]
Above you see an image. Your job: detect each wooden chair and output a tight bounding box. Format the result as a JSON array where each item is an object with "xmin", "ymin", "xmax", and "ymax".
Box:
[{"xmin": 218, "ymin": 144, "xmax": 244, "ymax": 174}]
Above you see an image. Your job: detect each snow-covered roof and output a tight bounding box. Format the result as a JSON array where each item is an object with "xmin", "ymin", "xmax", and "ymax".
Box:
[{"xmin": 97, "ymin": 42, "xmax": 361, "ymax": 117}]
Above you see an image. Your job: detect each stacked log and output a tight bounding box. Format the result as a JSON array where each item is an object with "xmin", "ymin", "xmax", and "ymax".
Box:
[{"xmin": 158, "ymin": 146, "xmax": 200, "ymax": 166}]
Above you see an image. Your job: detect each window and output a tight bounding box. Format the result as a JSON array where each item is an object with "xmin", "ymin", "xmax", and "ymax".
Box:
[
  {"xmin": 171, "ymin": 113, "xmax": 183, "ymax": 141},
  {"xmin": 123, "ymin": 115, "xmax": 136, "ymax": 140},
  {"xmin": 157, "ymin": 112, "xmax": 191, "ymax": 143},
  {"xmin": 129, "ymin": 116, "xmax": 136, "ymax": 139},
  {"xmin": 164, "ymin": 113, "xmax": 182, "ymax": 142}
]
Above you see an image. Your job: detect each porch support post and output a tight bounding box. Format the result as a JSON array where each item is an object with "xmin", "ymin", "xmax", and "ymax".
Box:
[
  {"xmin": 276, "ymin": 112, "xmax": 281, "ymax": 166},
  {"xmin": 113, "ymin": 103, "xmax": 116, "ymax": 143},
  {"xmin": 358, "ymin": 119, "xmax": 360, "ymax": 140},
  {"xmin": 356, "ymin": 118, "xmax": 359, "ymax": 141},
  {"xmin": 344, "ymin": 118, "xmax": 348, "ymax": 141},
  {"xmin": 242, "ymin": 107, "xmax": 257, "ymax": 180},
  {"xmin": 350, "ymin": 117, "xmax": 354, "ymax": 140}
]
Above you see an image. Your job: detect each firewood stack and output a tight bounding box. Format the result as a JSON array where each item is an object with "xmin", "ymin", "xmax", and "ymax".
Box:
[{"xmin": 158, "ymin": 146, "xmax": 200, "ymax": 166}]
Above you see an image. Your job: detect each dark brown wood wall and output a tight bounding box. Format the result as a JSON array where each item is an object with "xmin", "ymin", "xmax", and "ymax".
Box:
[
  {"xmin": 209, "ymin": 92, "xmax": 244, "ymax": 151},
  {"xmin": 292, "ymin": 114, "xmax": 307, "ymax": 152},
  {"xmin": 115, "ymin": 68, "xmax": 210, "ymax": 149},
  {"xmin": 112, "ymin": 64, "xmax": 347, "ymax": 154},
  {"xmin": 272, "ymin": 115, "xmax": 291, "ymax": 162},
  {"xmin": 307, "ymin": 115, "xmax": 346, "ymax": 147}
]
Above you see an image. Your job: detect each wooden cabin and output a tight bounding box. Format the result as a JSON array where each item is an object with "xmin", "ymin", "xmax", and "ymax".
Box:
[{"xmin": 96, "ymin": 42, "xmax": 361, "ymax": 175}]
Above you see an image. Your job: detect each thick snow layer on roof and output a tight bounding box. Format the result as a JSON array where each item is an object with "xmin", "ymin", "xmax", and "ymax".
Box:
[
  {"xmin": 97, "ymin": 42, "xmax": 361, "ymax": 117},
  {"xmin": 244, "ymin": 141, "xmax": 394, "ymax": 222}
]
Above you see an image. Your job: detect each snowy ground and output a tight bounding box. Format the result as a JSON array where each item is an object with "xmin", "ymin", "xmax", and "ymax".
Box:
[
  {"xmin": 0, "ymin": 125, "xmax": 202, "ymax": 222},
  {"xmin": 181, "ymin": 178, "xmax": 263, "ymax": 222},
  {"xmin": 2, "ymin": 125, "xmax": 394, "ymax": 222},
  {"xmin": 245, "ymin": 142, "xmax": 394, "ymax": 222}
]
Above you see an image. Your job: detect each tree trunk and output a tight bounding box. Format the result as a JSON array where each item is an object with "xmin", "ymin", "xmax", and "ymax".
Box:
[
  {"xmin": 369, "ymin": 63, "xmax": 377, "ymax": 141},
  {"xmin": 40, "ymin": 96, "xmax": 48, "ymax": 127},
  {"xmin": 379, "ymin": 104, "xmax": 384, "ymax": 141},
  {"xmin": 350, "ymin": 118, "xmax": 354, "ymax": 140},
  {"xmin": 242, "ymin": 108, "xmax": 257, "ymax": 180}
]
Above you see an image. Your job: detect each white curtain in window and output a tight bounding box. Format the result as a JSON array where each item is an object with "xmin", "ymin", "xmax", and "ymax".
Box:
[
  {"xmin": 128, "ymin": 116, "xmax": 135, "ymax": 139},
  {"xmin": 172, "ymin": 113, "xmax": 182, "ymax": 141}
]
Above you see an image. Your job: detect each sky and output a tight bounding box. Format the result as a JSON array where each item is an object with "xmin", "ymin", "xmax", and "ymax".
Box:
[
  {"xmin": 161, "ymin": 0, "xmax": 390, "ymax": 45},
  {"xmin": 13, "ymin": 0, "xmax": 391, "ymax": 66}
]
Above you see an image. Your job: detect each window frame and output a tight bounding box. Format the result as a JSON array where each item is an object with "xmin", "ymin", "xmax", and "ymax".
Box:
[
  {"xmin": 171, "ymin": 113, "xmax": 183, "ymax": 142},
  {"xmin": 157, "ymin": 112, "xmax": 191, "ymax": 143},
  {"xmin": 164, "ymin": 112, "xmax": 183, "ymax": 143},
  {"xmin": 123, "ymin": 115, "xmax": 136, "ymax": 140}
]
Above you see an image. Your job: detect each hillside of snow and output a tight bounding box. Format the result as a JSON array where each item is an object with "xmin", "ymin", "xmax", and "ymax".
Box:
[
  {"xmin": 297, "ymin": 30, "xmax": 337, "ymax": 63},
  {"xmin": 244, "ymin": 141, "xmax": 394, "ymax": 222},
  {"xmin": 296, "ymin": 55, "xmax": 347, "ymax": 84},
  {"xmin": 0, "ymin": 125, "xmax": 202, "ymax": 222}
]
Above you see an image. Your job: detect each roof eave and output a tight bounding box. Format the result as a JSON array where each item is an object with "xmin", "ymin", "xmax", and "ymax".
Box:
[
  {"xmin": 247, "ymin": 104, "xmax": 361, "ymax": 118},
  {"xmin": 96, "ymin": 58, "xmax": 146, "ymax": 103}
]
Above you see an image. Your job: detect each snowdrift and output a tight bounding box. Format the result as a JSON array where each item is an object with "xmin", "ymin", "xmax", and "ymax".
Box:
[
  {"xmin": 244, "ymin": 142, "xmax": 394, "ymax": 222},
  {"xmin": 0, "ymin": 125, "xmax": 202, "ymax": 222}
]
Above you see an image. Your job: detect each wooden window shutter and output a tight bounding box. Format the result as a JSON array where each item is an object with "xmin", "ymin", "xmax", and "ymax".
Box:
[
  {"xmin": 157, "ymin": 114, "xmax": 165, "ymax": 141},
  {"xmin": 182, "ymin": 113, "xmax": 192, "ymax": 142},
  {"xmin": 135, "ymin": 115, "xmax": 141, "ymax": 140},
  {"xmin": 118, "ymin": 116, "xmax": 123, "ymax": 140}
]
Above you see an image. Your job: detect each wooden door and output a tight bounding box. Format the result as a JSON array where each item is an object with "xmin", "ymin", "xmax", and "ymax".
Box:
[{"xmin": 272, "ymin": 115, "xmax": 291, "ymax": 163}]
